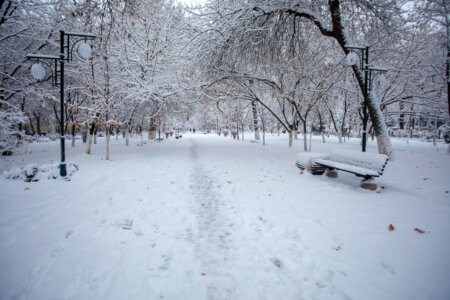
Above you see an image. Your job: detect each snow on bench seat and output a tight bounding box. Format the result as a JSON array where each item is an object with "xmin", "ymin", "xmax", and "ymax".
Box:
[
  {"xmin": 314, "ymin": 159, "xmax": 380, "ymax": 177},
  {"xmin": 322, "ymin": 150, "xmax": 389, "ymax": 176}
]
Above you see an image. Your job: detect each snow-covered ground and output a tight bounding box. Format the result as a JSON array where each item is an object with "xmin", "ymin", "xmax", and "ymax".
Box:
[{"xmin": 0, "ymin": 133, "xmax": 449, "ymax": 300}]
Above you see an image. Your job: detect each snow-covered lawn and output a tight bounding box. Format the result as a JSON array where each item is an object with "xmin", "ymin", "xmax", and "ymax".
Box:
[{"xmin": 1, "ymin": 134, "xmax": 449, "ymax": 300}]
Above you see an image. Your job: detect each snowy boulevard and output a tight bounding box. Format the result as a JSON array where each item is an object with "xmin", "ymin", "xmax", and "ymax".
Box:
[{"xmin": 1, "ymin": 134, "xmax": 450, "ymax": 300}]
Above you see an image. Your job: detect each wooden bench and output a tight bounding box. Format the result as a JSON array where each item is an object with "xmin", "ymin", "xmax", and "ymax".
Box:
[{"xmin": 296, "ymin": 150, "xmax": 389, "ymax": 190}]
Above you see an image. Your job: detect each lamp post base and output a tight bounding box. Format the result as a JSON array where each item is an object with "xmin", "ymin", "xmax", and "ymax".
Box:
[{"xmin": 60, "ymin": 163, "xmax": 67, "ymax": 177}]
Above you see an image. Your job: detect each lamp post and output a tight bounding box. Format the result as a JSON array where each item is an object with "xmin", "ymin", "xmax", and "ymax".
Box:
[
  {"xmin": 345, "ymin": 45, "xmax": 387, "ymax": 152},
  {"xmin": 27, "ymin": 30, "xmax": 95, "ymax": 176}
]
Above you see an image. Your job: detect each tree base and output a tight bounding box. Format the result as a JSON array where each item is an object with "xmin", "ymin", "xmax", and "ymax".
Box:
[{"xmin": 2, "ymin": 150, "xmax": 12, "ymax": 156}]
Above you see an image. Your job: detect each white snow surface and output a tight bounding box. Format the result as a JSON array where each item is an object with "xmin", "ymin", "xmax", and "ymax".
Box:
[{"xmin": 1, "ymin": 133, "xmax": 449, "ymax": 300}]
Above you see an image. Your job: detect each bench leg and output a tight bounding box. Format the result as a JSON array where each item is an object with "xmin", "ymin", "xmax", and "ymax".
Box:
[
  {"xmin": 296, "ymin": 163, "xmax": 306, "ymax": 171},
  {"xmin": 325, "ymin": 169, "xmax": 338, "ymax": 178},
  {"xmin": 311, "ymin": 169, "xmax": 325, "ymax": 175},
  {"xmin": 360, "ymin": 177, "xmax": 377, "ymax": 191}
]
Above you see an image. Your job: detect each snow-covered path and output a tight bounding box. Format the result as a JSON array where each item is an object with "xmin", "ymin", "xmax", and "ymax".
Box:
[
  {"xmin": 1, "ymin": 134, "xmax": 449, "ymax": 300},
  {"xmin": 186, "ymin": 137, "xmax": 340, "ymax": 299},
  {"xmin": 188, "ymin": 138, "xmax": 238, "ymax": 298}
]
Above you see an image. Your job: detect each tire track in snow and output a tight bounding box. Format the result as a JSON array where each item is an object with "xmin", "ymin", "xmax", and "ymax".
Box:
[{"xmin": 188, "ymin": 138, "xmax": 237, "ymax": 300}]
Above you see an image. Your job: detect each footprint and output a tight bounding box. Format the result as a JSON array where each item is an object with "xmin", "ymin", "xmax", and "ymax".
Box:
[
  {"xmin": 89, "ymin": 277, "xmax": 100, "ymax": 291},
  {"xmin": 65, "ymin": 230, "xmax": 74, "ymax": 239},
  {"xmin": 185, "ymin": 228, "xmax": 194, "ymax": 240},
  {"xmin": 51, "ymin": 246, "xmax": 64, "ymax": 256},
  {"xmin": 121, "ymin": 219, "xmax": 133, "ymax": 230},
  {"xmin": 380, "ymin": 261, "xmax": 396, "ymax": 275},
  {"xmin": 158, "ymin": 254, "xmax": 172, "ymax": 270},
  {"xmin": 315, "ymin": 281, "xmax": 326, "ymax": 288},
  {"xmin": 270, "ymin": 257, "xmax": 283, "ymax": 269}
]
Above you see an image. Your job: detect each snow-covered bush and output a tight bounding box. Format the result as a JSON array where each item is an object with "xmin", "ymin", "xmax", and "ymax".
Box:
[
  {"xmin": 0, "ymin": 111, "xmax": 27, "ymax": 154},
  {"xmin": 3, "ymin": 162, "xmax": 79, "ymax": 182}
]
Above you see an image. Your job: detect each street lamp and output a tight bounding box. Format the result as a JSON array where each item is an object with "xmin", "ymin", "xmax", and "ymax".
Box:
[
  {"xmin": 27, "ymin": 30, "xmax": 96, "ymax": 177},
  {"xmin": 345, "ymin": 45, "xmax": 387, "ymax": 152}
]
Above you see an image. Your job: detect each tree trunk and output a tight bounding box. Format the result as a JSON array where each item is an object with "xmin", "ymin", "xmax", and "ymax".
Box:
[
  {"xmin": 447, "ymin": 21, "xmax": 450, "ymax": 118},
  {"xmin": 263, "ymin": 126, "xmax": 266, "ymax": 145},
  {"xmin": 125, "ymin": 129, "xmax": 130, "ymax": 146},
  {"xmin": 71, "ymin": 124, "xmax": 76, "ymax": 147},
  {"xmin": 82, "ymin": 131, "xmax": 87, "ymax": 143},
  {"xmin": 34, "ymin": 113, "xmax": 42, "ymax": 135},
  {"xmin": 49, "ymin": 120, "xmax": 56, "ymax": 135},
  {"xmin": 337, "ymin": 131, "xmax": 343, "ymax": 143},
  {"xmin": 340, "ymin": 99, "xmax": 348, "ymax": 143},
  {"xmin": 328, "ymin": 107, "xmax": 343, "ymax": 143},
  {"xmin": 86, "ymin": 123, "xmax": 95, "ymax": 154},
  {"xmin": 93, "ymin": 128, "xmax": 98, "ymax": 144},
  {"xmin": 106, "ymin": 128, "xmax": 110, "ymax": 160},
  {"xmin": 399, "ymin": 102, "xmax": 405, "ymax": 130},
  {"xmin": 288, "ymin": 130, "xmax": 293, "ymax": 148},
  {"xmin": 433, "ymin": 117, "xmax": 438, "ymax": 147},
  {"xmin": 150, "ymin": 127, "xmax": 156, "ymax": 140},
  {"xmin": 252, "ymin": 101, "xmax": 260, "ymax": 140},
  {"xmin": 318, "ymin": 110, "xmax": 325, "ymax": 143},
  {"xmin": 27, "ymin": 114, "xmax": 35, "ymax": 135},
  {"xmin": 302, "ymin": 120, "xmax": 307, "ymax": 151}
]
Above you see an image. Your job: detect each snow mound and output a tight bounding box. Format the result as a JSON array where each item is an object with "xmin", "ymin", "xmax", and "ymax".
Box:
[{"xmin": 3, "ymin": 162, "xmax": 79, "ymax": 182}]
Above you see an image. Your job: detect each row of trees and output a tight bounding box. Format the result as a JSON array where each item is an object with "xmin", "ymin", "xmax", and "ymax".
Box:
[
  {"xmin": 188, "ymin": 0, "xmax": 449, "ymax": 157},
  {"xmin": 0, "ymin": 0, "xmax": 449, "ymax": 160},
  {"xmin": 0, "ymin": 0, "xmax": 194, "ymax": 159}
]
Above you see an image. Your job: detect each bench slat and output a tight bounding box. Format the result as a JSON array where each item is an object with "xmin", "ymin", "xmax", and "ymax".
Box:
[
  {"xmin": 328, "ymin": 150, "xmax": 388, "ymax": 174},
  {"xmin": 315, "ymin": 159, "xmax": 380, "ymax": 177}
]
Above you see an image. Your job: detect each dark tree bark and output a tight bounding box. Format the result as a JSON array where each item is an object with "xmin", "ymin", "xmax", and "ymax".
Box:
[
  {"xmin": 251, "ymin": 101, "xmax": 260, "ymax": 140},
  {"xmin": 33, "ymin": 113, "xmax": 41, "ymax": 135}
]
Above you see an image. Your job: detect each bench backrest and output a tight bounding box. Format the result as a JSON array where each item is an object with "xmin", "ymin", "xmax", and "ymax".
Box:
[{"xmin": 328, "ymin": 150, "xmax": 389, "ymax": 175}]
